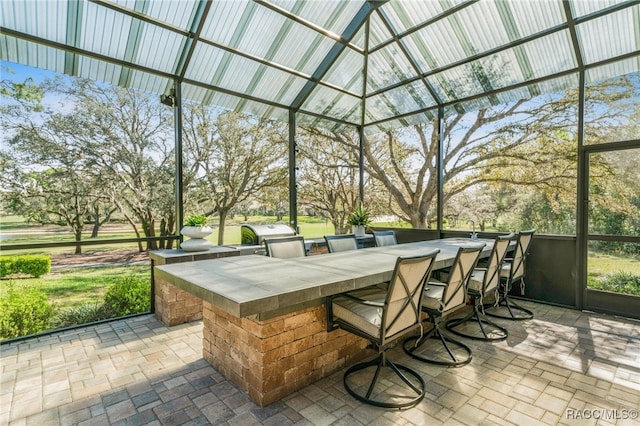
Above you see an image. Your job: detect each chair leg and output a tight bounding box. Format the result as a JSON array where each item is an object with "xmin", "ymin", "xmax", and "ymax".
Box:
[
  {"xmin": 326, "ymin": 296, "xmax": 338, "ymax": 332},
  {"xmin": 484, "ymin": 281, "xmax": 534, "ymax": 321},
  {"xmin": 343, "ymin": 352, "xmax": 425, "ymax": 409},
  {"xmin": 485, "ymin": 294, "xmax": 534, "ymax": 320},
  {"xmin": 446, "ymin": 305, "xmax": 508, "ymax": 342},
  {"xmin": 403, "ymin": 322, "xmax": 472, "ymax": 367}
]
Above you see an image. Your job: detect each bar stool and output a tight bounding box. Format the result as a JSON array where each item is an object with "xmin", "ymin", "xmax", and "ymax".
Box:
[
  {"xmin": 373, "ymin": 230, "xmax": 397, "ymax": 247},
  {"xmin": 326, "ymin": 250, "xmax": 439, "ymax": 408},
  {"xmin": 324, "ymin": 234, "xmax": 358, "ymax": 253},
  {"xmin": 446, "ymin": 234, "xmax": 514, "ymax": 341},
  {"xmin": 403, "ymin": 244, "xmax": 484, "ymax": 367},
  {"xmin": 264, "ymin": 235, "xmax": 306, "ymax": 258},
  {"xmin": 485, "ymin": 229, "xmax": 535, "ymax": 320}
]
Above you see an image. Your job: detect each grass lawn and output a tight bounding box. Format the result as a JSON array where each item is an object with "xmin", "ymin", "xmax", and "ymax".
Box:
[
  {"xmin": 4, "ymin": 265, "xmax": 149, "ymax": 311},
  {"xmin": 588, "ymin": 251, "xmax": 640, "ymax": 277},
  {"xmin": 587, "ymin": 248, "xmax": 640, "ymax": 295},
  {"xmin": 3, "ymin": 214, "xmax": 639, "ymax": 322},
  {"xmin": 1, "ymin": 215, "xmax": 338, "ymax": 248},
  {"xmin": 588, "ymin": 249, "xmax": 640, "ymax": 281}
]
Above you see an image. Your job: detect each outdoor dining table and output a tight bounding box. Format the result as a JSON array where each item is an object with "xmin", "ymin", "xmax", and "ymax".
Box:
[{"xmin": 154, "ymin": 237, "xmax": 491, "ymax": 406}]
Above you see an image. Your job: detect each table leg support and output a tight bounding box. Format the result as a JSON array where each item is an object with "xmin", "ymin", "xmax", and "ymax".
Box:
[
  {"xmin": 202, "ymin": 301, "xmax": 371, "ymax": 406},
  {"xmin": 154, "ymin": 277, "xmax": 203, "ymax": 326}
]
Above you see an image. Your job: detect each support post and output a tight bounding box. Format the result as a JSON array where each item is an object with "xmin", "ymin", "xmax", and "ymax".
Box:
[
  {"xmin": 437, "ymin": 105, "xmax": 444, "ymax": 232},
  {"xmin": 174, "ymin": 82, "xmax": 184, "ymax": 238},
  {"xmin": 358, "ymin": 126, "xmax": 365, "ymax": 202},
  {"xmin": 289, "ymin": 110, "xmax": 298, "ymax": 233}
]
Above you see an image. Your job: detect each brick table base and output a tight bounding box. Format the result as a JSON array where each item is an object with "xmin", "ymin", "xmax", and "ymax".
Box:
[
  {"xmin": 202, "ymin": 301, "xmax": 372, "ymax": 406},
  {"xmin": 154, "ymin": 278, "xmax": 203, "ymax": 326}
]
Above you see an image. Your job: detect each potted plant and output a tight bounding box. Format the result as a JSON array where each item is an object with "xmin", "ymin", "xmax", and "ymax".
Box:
[
  {"xmin": 347, "ymin": 203, "xmax": 370, "ymax": 237},
  {"xmin": 180, "ymin": 214, "xmax": 213, "ymax": 251}
]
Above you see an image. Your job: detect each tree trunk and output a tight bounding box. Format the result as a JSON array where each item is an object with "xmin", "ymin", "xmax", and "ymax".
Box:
[
  {"xmin": 123, "ymin": 213, "xmax": 144, "ymax": 252},
  {"xmin": 333, "ymin": 219, "xmax": 347, "ymax": 235},
  {"xmin": 147, "ymin": 219, "xmax": 157, "ymax": 251},
  {"xmin": 159, "ymin": 218, "xmax": 167, "ymax": 249},
  {"xmin": 166, "ymin": 216, "xmax": 175, "ymax": 249},
  {"xmin": 217, "ymin": 209, "xmax": 228, "ymax": 245},
  {"xmin": 90, "ymin": 206, "xmax": 115, "ymax": 238},
  {"xmin": 74, "ymin": 228, "xmax": 82, "ymax": 254},
  {"xmin": 72, "ymin": 215, "xmax": 83, "ymax": 254},
  {"xmin": 140, "ymin": 212, "xmax": 157, "ymax": 251},
  {"xmin": 91, "ymin": 206, "xmax": 100, "ymax": 238}
]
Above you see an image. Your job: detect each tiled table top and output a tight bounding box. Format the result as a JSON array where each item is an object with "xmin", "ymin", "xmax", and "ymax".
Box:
[{"xmin": 154, "ymin": 238, "xmax": 490, "ymax": 318}]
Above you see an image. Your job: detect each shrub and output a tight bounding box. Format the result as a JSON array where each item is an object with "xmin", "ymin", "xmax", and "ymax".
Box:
[
  {"xmin": 0, "ymin": 257, "xmax": 15, "ymax": 277},
  {"xmin": 104, "ymin": 275, "xmax": 151, "ymax": 316},
  {"xmin": 0, "ymin": 282, "xmax": 56, "ymax": 339},
  {"xmin": 52, "ymin": 303, "xmax": 114, "ymax": 328},
  {"xmin": 15, "ymin": 255, "xmax": 51, "ymax": 277},
  {"xmin": 589, "ymin": 271, "xmax": 640, "ymax": 296},
  {"xmin": 0, "ymin": 255, "xmax": 51, "ymax": 278}
]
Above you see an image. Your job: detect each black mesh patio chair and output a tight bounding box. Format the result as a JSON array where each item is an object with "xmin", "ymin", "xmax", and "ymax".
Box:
[
  {"xmin": 326, "ymin": 249, "xmax": 439, "ymax": 408},
  {"xmin": 373, "ymin": 230, "xmax": 397, "ymax": 247},
  {"xmin": 403, "ymin": 244, "xmax": 485, "ymax": 367},
  {"xmin": 324, "ymin": 234, "xmax": 358, "ymax": 253},
  {"xmin": 264, "ymin": 235, "xmax": 306, "ymax": 259},
  {"xmin": 485, "ymin": 229, "xmax": 535, "ymax": 320},
  {"xmin": 445, "ymin": 234, "xmax": 515, "ymax": 341}
]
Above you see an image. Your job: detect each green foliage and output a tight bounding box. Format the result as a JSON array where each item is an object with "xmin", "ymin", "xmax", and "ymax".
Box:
[
  {"xmin": 52, "ymin": 303, "xmax": 114, "ymax": 328},
  {"xmin": 0, "ymin": 257, "xmax": 15, "ymax": 278},
  {"xmin": 588, "ymin": 271, "xmax": 640, "ymax": 296},
  {"xmin": 0, "ymin": 282, "xmax": 55, "ymax": 339},
  {"xmin": 0, "ymin": 72, "xmax": 44, "ymax": 112},
  {"xmin": 184, "ymin": 214, "xmax": 207, "ymax": 226},
  {"xmin": 14, "ymin": 255, "xmax": 51, "ymax": 277},
  {"xmin": 0, "ymin": 255, "xmax": 51, "ymax": 278},
  {"xmin": 347, "ymin": 203, "xmax": 371, "ymax": 226},
  {"xmin": 103, "ymin": 275, "xmax": 151, "ymax": 316}
]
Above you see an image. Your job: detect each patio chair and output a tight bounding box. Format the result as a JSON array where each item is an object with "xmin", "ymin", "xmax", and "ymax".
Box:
[
  {"xmin": 485, "ymin": 229, "xmax": 535, "ymax": 320},
  {"xmin": 325, "ymin": 234, "xmax": 358, "ymax": 253},
  {"xmin": 264, "ymin": 235, "xmax": 306, "ymax": 259},
  {"xmin": 403, "ymin": 244, "xmax": 485, "ymax": 367},
  {"xmin": 373, "ymin": 230, "xmax": 397, "ymax": 247},
  {"xmin": 445, "ymin": 234, "xmax": 515, "ymax": 341},
  {"xmin": 326, "ymin": 249, "xmax": 439, "ymax": 408}
]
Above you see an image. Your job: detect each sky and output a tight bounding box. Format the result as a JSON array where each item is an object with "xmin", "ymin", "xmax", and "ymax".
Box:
[{"xmin": 2, "ymin": 61, "xmax": 56, "ymax": 84}]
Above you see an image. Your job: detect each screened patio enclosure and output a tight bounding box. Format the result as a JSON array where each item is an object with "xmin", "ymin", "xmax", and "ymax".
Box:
[
  {"xmin": 1, "ymin": 0, "xmax": 639, "ymax": 319},
  {"xmin": 3, "ymin": 1, "xmax": 638, "ymax": 130}
]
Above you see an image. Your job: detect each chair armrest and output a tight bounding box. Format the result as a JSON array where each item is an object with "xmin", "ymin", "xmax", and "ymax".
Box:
[
  {"xmin": 426, "ymin": 282, "xmax": 447, "ymax": 291},
  {"xmin": 337, "ymin": 292, "xmax": 384, "ymax": 307}
]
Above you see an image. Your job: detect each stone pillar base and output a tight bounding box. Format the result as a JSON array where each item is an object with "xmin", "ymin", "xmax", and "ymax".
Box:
[
  {"xmin": 154, "ymin": 278, "xmax": 203, "ymax": 326},
  {"xmin": 202, "ymin": 301, "xmax": 371, "ymax": 406}
]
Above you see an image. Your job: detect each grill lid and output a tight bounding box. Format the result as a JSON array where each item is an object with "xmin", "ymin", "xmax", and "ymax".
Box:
[{"xmin": 241, "ymin": 224, "xmax": 296, "ymax": 245}]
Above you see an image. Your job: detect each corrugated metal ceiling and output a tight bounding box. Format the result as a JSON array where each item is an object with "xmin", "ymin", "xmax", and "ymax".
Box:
[{"xmin": 1, "ymin": 0, "xmax": 638, "ymax": 129}]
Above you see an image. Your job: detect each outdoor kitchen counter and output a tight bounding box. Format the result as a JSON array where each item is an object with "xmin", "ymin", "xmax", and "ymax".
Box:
[
  {"xmin": 153, "ymin": 238, "xmax": 490, "ymax": 406},
  {"xmin": 149, "ymin": 244, "xmax": 261, "ymax": 326},
  {"xmin": 154, "ymin": 238, "xmax": 488, "ymax": 320}
]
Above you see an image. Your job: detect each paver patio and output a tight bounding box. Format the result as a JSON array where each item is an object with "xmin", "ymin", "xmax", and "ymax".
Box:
[{"xmin": 2, "ymin": 300, "xmax": 639, "ymax": 425}]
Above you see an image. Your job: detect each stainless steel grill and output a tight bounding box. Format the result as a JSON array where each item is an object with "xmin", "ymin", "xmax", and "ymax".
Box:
[{"xmin": 240, "ymin": 224, "xmax": 296, "ymax": 245}]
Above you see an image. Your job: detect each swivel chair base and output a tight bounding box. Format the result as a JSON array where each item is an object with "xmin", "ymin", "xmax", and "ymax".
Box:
[
  {"xmin": 485, "ymin": 295, "xmax": 533, "ymax": 320},
  {"xmin": 344, "ymin": 353, "xmax": 425, "ymax": 409},
  {"xmin": 403, "ymin": 326, "xmax": 472, "ymax": 367},
  {"xmin": 446, "ymin": 307, "xmax": 508, "ymax": 342}
]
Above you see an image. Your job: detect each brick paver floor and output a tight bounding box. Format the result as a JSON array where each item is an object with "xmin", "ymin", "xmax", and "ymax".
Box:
[{"xmin": 2, "ymin": 300, "xmax": 639, "ymax": 425}]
